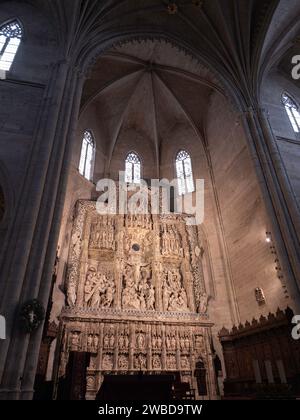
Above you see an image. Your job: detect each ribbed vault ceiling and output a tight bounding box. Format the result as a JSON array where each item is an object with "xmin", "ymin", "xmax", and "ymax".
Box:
[{"xmin": 81, "ymin": 40, "xmax": 224, "ymax": 170}]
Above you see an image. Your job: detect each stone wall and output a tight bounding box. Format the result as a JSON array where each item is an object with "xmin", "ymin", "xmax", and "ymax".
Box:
[
  {"xmin": 206, "ymin": 92, "xmax": 292, "ymax": 323},
  {"xmin": 261, "ymin": 70, "xmax": 300, "ymax": 209}
]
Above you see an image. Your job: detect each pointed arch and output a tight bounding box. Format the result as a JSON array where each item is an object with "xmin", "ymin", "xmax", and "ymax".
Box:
[
  {"xmin": 0, "ymin": 20, "xmax": 23, "ymax": 71},
  {"xmin": 79, "ymin": 130, "xmax": 96, "ymax": 181},
  {"xmin": 125, "ymin": 151, "xmax": 141, "ymax": 184},
  {"xmin": 175, "ymin": 149, "xmax": 195, "ymax": 196},
  {"xmin": 282, "ymin": 92, "xmax": 300, "ymax": 134}
]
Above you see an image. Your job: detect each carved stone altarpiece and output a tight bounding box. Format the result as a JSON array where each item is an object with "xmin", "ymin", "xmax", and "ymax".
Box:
[{"xmin": 59, "ymin": 199, "xmax": 216, "ymax": 399}]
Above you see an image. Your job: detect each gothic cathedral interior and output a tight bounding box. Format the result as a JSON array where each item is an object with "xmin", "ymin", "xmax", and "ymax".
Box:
[{"xmin": 0, "ymin": 0, "xmax": 300, "ymax": 401}]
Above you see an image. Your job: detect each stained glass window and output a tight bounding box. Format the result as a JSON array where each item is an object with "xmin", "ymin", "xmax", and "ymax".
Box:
[
  {"xmin": 79, "ymin": 130, "xmax": 95, "ymax": 181},
  {"xmin": 282, "ymin": 93, "xmax": 300, "ymax": 134},
  {"xmin": 125, "ymin": 152, "xmax": 141, "ymax": 184},
  {"xmin": 0, "ymin": 21, "xmax": 22, "ymax": 71},
  {"xmin": 176, "ymin": 150, "xmax": 195, "ymax": 196}
]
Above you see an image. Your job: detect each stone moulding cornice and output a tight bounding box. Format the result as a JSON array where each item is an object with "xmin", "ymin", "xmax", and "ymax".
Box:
[{"xmin": 61, "ymin": 306, "xmax": 212, "ymax": 325}]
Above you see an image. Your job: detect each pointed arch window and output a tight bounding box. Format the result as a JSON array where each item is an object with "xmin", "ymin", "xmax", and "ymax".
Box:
[
  {"xmin": 79, "ymin": 130, "xmax": 95, "ymax": 181},
  {"xmin": 176, "ymin": 150, "xmax": 195, "ymax": 196},
  {"xmin": 125, "ymin": 152, "xmax": 141, "ymax": 184},
  {"xmin": 0, "ymin": 21, "xmax": 22, "ymax": 71},
  {"xmin": 282, "ymin": 93, "xmax": 300, "ymax": 133}
]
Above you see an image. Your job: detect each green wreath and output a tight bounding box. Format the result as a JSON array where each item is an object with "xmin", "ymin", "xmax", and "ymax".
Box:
[{"xmin": 20, "ymin": 299, "xmax": 45, "ymax": 333}]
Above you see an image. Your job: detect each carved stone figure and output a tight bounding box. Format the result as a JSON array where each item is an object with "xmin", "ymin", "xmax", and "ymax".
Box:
[
  {"xmin": 93, "ymin": 335, "xmax": 99, "ymax": 349},
  {"xmin": 89, "ymin": 356, "xmax": 97, "ymax": 369},
  {"xmin": 70, "ymin": 331, "xmax": 80, "ymax": 347},
  {"xmin": 195, "ymin": 335, "xmax": 204, "ymax": 350},
  {"xmin": 163, "ymin": 269, "xmax": 189, "ymax": 312},
  {"xmin": 181, "ymin": 356, "xmax": 190, "ymax": 370},
  {"xmin": 125, "ymin": 334, "xmax": 129, "ymax": 349},
  {"xmin": 72, "ymin": 232, "xmax": 81, "ymax": 257},
  {"xmin": 90, "ymin": 217, "xmax": 115, "ymax": 250},
  {"xmin": 84, "ymin": 279, "xmax": 94, "ymax": 307},
  {"xmin": 166, "ymin": 355, "xmax": 177, "ymax": 370},
  {"xmin": 137, "ymin": 333, "xmax": 145, "ymax": 349},
  {"xmin": 118, "ymin": 355, "xmax": 129, "ymax": 370},
  {"xmin": 109, "ymin": 334, "xmax": 115, "ymax": 348},
  {"xmin": 198, "ymin": 292, "xmax": 209, "ymax": 314},
  {"xmin": 122, "ymin": 263, "xmax": 155, "ymax": 311},
  {"xmin": 102, "ymin": 284, "xmax": 115, "ymax": 308},
  {"xmin": 161, "ymin": 225, "xmax": 182, "ymax": 257},
  {"xmin": 124, "ymin": 232, "xmax": 132, "ymax": 254},
  {"xmin": 171, "ymin": 335, "xmax": 177, "ymax": 350},
  {"xmin": 85, "ymin": 268, "xmax": 115, "ymax": 309},
  {"xmin": 152, "ymin": 335, "xmax": 157, "ymax": 349},
  {"xmin": 87, "ymin": 334, "xmax": 93, "ymax": 347},
  {"xmin": 102, "ymin": 354, "xmax": 113, "ymax": 370},
  {"xmin": 184, "ymin": 336, "xmax": 190, "ymax": 350},
  {"xmin": 152, "ymin": 355, "xmax": 162, "ymax": 370},
  {"xmin": 122, "ymin": 265, "xmax": 140, "ymax": 310},
  {"xmin": 180, "ymin": 336, "xmax": 185, "ymax": 350},
  {"xmin": 104, "ymin": 334, "xmax": 110, "ymax": 348},
  {"xmin": 146, "ymin": 284, "xmax": 155, "ymax": 311},
  {"xmin": 119, "ymin": 335, "xmax": 125, "ymax": 349},
  {"xmin": 157, "ymin": 335, "xmax": 162, "ymax": 349},
  {"xmin": 67, "ymin": 282, "xmax": 77, "ymax": 307},
  {"xmin": 135, "ymin": 354, "xmax": 147, "ymax": 370}
]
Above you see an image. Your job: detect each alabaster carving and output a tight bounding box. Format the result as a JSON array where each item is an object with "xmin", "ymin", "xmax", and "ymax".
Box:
[
  {"xmin": 134, "ymin": 353, "xmax": 147, "ymax": 370},
  {"xmin": 162, "ymin": 268, "xmax": 189, "ymax": 312},
  {"xmin": 136, "ymin": 332, "xmax": 146, "ymax": 349},
  {"xmin": 89, "ymin": 215, "xmax": 115, "ymax": 250},
  {"xmin": 161, "ymin": 224, "xmax": 183, "ymax": 257},
  {"xmin": 70, "ymin": 331, "xmax": 80, "ymax": 348},
  {"xmin": 84, "ymin": 267, "xmax": 115, "ymax": 309},
  {"xmin": 152, "ymin": 354, "xmax": 162, "ymax": 370},
  {"xmin": 102, "ymin": 354, "xmax": 114, "ymax": 370},
  {"xmin": 181, "ymin": 356, "xmax": 191, "ymax": 370},
  {"xmin": 166, "ymin": 354, "xmax": 177, "ymax": 370},
  {"xmin": 60, "ymin": 200, "xmax": 216, "ymax": 399},
  {"xmin": 118, "ymin": 355, "xmax": 129, "ymax": 370},
  {"xmin": 198, "ymin": 292, "xmax": 209, "ymax": 314},
  {"xmin": 122, "ymin": 263, "xmax": 155, "ymax": 311}
]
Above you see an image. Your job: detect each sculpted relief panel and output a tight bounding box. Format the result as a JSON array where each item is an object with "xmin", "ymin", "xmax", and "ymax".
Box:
[
  {"xmin": 89, "ymin": 215, "xmax": 116, "ymax": 251},
  {"xmin": 65, "ymin": 201, "xmax": 207, "ymax": 314},
  {"xmin": 122, "ymin": 263, "xmax": 155, "ymax": 311},
  {"xmin": 84, "ymin": 267, "xmax": 115, "ymax": 309},
  {"xmin": 162, "ymin": 268, "xmax": 189, "ymax": 312},
  {"xmin": 60, "ymin": 200, "xmax": 215, "ymax": 399}
]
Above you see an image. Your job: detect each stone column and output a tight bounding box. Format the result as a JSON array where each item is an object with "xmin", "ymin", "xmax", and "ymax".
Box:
[
  {"xmin": 113, "ymin": 323, "xmax": 119, "ymax": 371},
  {"xmin": 146, "ymin": 324, "xmax": 151, "ymax": 371},
  {"xmin": 115, "ymin": 258, "xmax": 123, "ymax": 310},
  {"xmin": 129, "ymin": 323, "xmax": 135, "ymax": 371},
  {"xmin": 0, "ymin": 60, "xmax": 85, "ymax": 400},
  {"xmin": 161, "ymin": 325, "xmax": 166, "ymax": 370},
  {"xmin": 77, "ymin": 214, "xmax": 92, "ymax": 306}
]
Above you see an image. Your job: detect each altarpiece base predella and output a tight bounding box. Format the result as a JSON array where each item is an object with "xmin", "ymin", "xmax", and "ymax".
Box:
[{"xmin": 58, "ymin": 199, "xmax": 217, "ymax": 399}]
